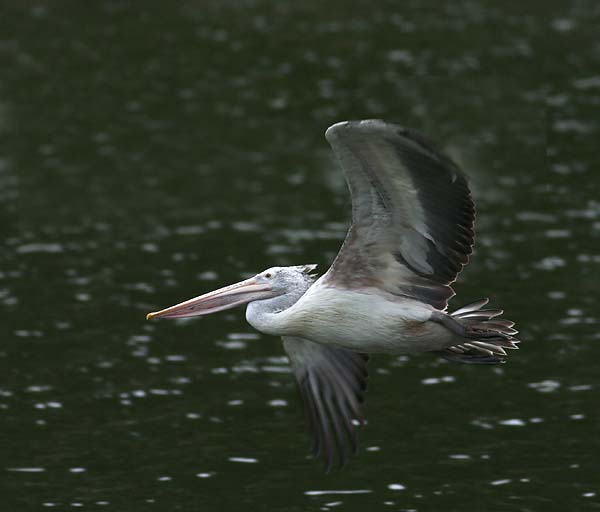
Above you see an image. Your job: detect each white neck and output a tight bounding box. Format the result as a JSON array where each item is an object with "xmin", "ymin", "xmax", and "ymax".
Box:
[{"xmin": 245, "ymin": 282, "xmax": 310, "ymax": 336}]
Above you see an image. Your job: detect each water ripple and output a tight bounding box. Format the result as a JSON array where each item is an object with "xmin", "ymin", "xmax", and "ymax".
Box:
[
  {"xmin": 228, "ymin": 457, "xmax": 258, "ymax": 464},
  {"xmin": 6, "ymin": 467, "xmax": 46, "ymax": 472},
  {"xmin": 305, "ymin": 490, "xmax": 372, "ymax": 496}
]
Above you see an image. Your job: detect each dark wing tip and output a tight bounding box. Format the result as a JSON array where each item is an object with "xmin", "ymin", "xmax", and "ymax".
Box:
[{"xmin": 394, "ymin": 126, "xmax": 465, "ymax": 177}]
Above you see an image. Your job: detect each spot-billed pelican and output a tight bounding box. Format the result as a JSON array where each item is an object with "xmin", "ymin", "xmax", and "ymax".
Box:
[{"xmin": 147, "ymin": 120, "xmax": 519, "ymax": 470}]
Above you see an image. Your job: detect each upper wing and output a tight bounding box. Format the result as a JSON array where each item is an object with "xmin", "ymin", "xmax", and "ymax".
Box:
[
  {"xmin": 282, "ymin": 336, "xmax": 369, "ymax": 471},
  {"xmin": 322, "ymin": 120, "xmax": 475, "ymax": 310}
]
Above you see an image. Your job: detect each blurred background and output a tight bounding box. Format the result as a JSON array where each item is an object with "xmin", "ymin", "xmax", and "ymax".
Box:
[{"xmin": 1, "ymin": 1, "xmax": 599, "ymax": 510}]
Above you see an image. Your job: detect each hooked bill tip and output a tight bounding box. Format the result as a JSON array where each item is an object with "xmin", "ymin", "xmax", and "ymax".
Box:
[{"xmin": 146, "ymin": 312, "xmax": 156, "ymax": 320}]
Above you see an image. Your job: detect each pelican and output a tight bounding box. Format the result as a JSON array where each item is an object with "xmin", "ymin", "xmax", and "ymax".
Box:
[{"xmin": 147, "ymin": 120, "xmax": 519, "ymax": 470}]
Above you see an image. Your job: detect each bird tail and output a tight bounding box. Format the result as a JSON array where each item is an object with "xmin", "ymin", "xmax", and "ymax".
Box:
[{"xmin": 437, "ymin": 298, "xmax": 520, "ymax": 364}]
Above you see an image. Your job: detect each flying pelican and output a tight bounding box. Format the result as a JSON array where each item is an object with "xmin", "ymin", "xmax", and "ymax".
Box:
[{"xmin": 147, "ymin": 120, "xmax": 519, "ymax": 470}]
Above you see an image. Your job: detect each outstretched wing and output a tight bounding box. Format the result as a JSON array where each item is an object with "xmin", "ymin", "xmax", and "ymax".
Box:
[
  {"xmin": 323, "ymin": 120, "xmax": 475, "ymax": 310},
  {"xmin": 282, "ymin": 336, "xmax": 369, "ymax": 471}
]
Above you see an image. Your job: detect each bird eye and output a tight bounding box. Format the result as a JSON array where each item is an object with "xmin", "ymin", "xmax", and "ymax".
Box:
[{"xmin": 265, "ymin": 273, "xmax": 272, "ymax": 278}]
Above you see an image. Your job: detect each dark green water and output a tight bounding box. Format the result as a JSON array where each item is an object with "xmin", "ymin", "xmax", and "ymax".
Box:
[{"xmin": 2, "ymin": 1, "xmax": 599, "ymax": 510}]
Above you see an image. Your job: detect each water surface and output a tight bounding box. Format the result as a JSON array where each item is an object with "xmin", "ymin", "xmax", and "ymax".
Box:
[{"xmin": 1, "ymin": 1, "xmax": 599, "ymax": 510}]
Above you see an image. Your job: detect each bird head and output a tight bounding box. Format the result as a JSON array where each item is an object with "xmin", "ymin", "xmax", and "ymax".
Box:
[{"xmin": 146, "ymin": 264, "xmax": 317, "ymax": 320}]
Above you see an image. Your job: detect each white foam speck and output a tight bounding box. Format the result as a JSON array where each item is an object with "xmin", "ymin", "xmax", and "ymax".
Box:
[
  {"xmin": 528, "ymin": 380, "xmax": 561, "ymax": 393},
  {"xmin": 228, "ymin": 457, "xmax": 258, "ymax": 463},
  {"xmin": 16, "ymin": 243, "xmax": 63, "ymax": 254},
  {"xmin": 573, "ymin": 76, "xmax": 600, "ymax": 89},
  {"xmin": 569, "ymin": 385, "xmax": 592, "ymax": 392},
  {"xmin": 490, "ymin": 479, "xmax": 511, "ymax": 486},
  {"xmin": 499, "ymin": 419, "xmax": 526, "ymax": 427},
  {"xmin": 388, "ymin": 483, "xmax": 406, "ymax": 491},
  {"xmin": 228, "ymin": 332, "xmax": 260, "ymax": 340},
  {"xmin": 534, "ymin": 256, "xmax": 566, "ymax": 270},
  {"xmin": 216, "ymin": 341, "xmax": 247, "ymax": 350},
  {"xmin": 6, "ymin": 467, "xmax": 45, "ymax": 472},
  {"xmin": 268, "ymin": 399, "xmax": 287, "ymax": 407},
  {"xmin": 449, "ymin": 454, "xmax": 471, "ymax": 460},
  {"xmin": 305, "ymin": 490, "xmax": 372, "ymax": 496},
  {"xmin": 421, "ymin": 375, "xmax": 455, "ymax": 385}
]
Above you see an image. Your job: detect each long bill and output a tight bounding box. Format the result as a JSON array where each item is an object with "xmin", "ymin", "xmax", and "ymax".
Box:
[{"xmin": 146, "ymin": 277, "xmax": 275, "ymax": 320}]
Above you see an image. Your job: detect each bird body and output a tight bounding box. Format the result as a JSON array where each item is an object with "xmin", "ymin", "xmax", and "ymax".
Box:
[
  {"xmin": 248, "ymin": 279, "xmax": 450, "ymax": 354},
  {"xmin": 147, "ymin": 120, "xmax": 520, "ymax": 469}
]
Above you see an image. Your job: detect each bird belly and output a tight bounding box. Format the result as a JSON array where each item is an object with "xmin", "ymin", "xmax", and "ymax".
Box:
[{"xmin": 282, "ymin": 287, "xmax": 454, "ymax": 354}]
